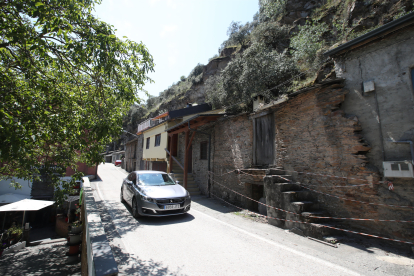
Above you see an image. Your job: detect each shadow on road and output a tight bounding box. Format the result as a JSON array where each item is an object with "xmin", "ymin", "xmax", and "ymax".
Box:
[
  {"xmin": 95, "ymin": 195, "xmax": 188, "ymax": 275},
  {"xmin": 109, "ymin": 243, "xmax": 188, "ymax": 276}
]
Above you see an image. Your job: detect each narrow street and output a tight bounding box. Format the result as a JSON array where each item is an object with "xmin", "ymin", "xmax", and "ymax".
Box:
[{"xmin": 91, "ymin": 163, "xmax": 414, "ymax": 276}]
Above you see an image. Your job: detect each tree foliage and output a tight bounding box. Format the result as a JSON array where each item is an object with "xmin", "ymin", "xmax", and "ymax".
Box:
[
  {"xmin": 290, "ymin": 22, "xmax": 331, "ymax": 71},
  {"xmin": 0, "ymin": 0, "xmax": 154, "ymax": 201},
  {"xmin": 206, "ymin": 42, "xmax": 297, "ymax": 111},
  {"xmin": 258, "ymin": 0, "xmax": 288, "ymax": 22}
]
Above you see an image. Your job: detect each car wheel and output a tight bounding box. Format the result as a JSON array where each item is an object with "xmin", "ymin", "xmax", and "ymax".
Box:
[
  {"xmin": 120, "ymin": 188, "xmax": 125, "ymax": 203},
  {"xmin": 132, "ymin": 198, "xmax": 141, "ymax": 218}
]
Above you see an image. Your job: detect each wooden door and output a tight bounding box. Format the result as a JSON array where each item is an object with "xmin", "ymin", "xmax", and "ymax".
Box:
[{"xmin": 254, "ymin": 113, "xmax": 274, "ymax": 165}]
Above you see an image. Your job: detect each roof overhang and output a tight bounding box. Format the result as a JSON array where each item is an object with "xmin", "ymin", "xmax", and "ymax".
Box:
[
  {"xmin": 166, "ymin": 114, "xmax": 224, "ymax": 135},
  {"xmin": 324, "ymin": 12, "xmax": 414, "ymax": 57},
  {"xmin": 152, "ymin": 112, "xmax": 169, "ymax": 120}
]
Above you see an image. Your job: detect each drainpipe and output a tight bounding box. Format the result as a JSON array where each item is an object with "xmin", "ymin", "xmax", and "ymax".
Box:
[
  {"xmin": 188, "ymin": 122, "xmax": 212, "ymax": 197},
  {"xmin": 392, "ymin": 140, "xmax": 414, "ymax": 165}
]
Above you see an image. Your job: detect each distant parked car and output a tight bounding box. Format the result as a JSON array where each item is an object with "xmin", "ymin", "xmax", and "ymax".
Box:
[
  {"xmin": 120, "ymin": 171, "xmax": 191, "ymax": 217},
  {"xmin": 115, "ymin": 160, "xmax": 122, "ymax": 166}
]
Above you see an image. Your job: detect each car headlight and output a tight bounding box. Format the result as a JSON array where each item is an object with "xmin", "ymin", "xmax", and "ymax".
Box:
[
  {"xmin": 186, "ymin": 191, "xmax": 191, "ymax": 199},
  {"xmin": 142, "ymin": 195, "xmax": 155, "ymax": 203}
]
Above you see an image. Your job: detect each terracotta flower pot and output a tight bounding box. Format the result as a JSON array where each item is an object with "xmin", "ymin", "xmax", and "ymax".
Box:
[{"xmin": 68, "ymin": 244, "xmax": 79, "ymax": 255}]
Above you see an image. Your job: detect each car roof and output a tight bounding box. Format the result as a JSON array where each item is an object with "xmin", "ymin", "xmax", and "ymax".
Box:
[{"xmin": 133, "ymin": 170, "xmax": 167, "ymax": 174}]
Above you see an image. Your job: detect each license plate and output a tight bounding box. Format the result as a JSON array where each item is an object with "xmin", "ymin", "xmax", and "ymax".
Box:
[{"xmin": 164, "ymin": 204, "xmax": 180, "ymax": 210}]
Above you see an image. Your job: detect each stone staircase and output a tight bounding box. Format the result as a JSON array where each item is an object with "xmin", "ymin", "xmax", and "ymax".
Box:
[
  {"xmin": 171, "ymin": 161, "xmax": 201, "ymax": 196},
  {"xmin": 264, "ymin": 167, "xmax": 341, "ymax": 241}
]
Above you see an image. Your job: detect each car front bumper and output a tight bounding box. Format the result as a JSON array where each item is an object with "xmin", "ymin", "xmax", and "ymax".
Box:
[{"xmin": 139, "ymin": 197, "xmax": 191, "ymax": 217}]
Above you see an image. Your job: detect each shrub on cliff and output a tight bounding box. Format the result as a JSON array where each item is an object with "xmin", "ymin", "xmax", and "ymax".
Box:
[
  {"xmin": 291, "ymin": 22, "xmax": 331, "ymax": 72},
  {"xmin": 206, "ymin": 42, "xmax": 297, "ymax": 110}
]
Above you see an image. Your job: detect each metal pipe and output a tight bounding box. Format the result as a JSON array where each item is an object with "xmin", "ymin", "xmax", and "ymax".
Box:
[
  {"xmin": 392, "ymin": 140, "xmax": 414, "ymax": 165},
  {"xmin": 188, "ymin": 122, "xmax": 212, "ymax": 197}
]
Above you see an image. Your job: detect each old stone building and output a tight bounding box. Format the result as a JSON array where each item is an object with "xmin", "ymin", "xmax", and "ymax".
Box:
[
  {"xmin": 125, "ymin": 138, "xmax": 138, "ymax": 172},
  {"xmin": 177, "ymin": 13, "xmax": 414, "ymax": 244}
]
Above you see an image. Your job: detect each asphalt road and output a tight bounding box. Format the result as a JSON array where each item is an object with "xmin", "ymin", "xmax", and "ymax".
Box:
[{"xmin": 91, "ymin": 163, "xmax": 414, "ymax": 276}]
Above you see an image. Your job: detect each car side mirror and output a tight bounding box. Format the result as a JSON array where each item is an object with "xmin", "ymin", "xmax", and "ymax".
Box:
[{"xmin": 126, "ymin": 180, "xmax": 133, "ymax": 185}]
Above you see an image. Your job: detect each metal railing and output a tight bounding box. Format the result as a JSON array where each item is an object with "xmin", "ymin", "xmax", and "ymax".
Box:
[
  {"xmin": 137, "ymin": 119, "xmax": 151, "ymax": 133},
  {"xmin": 165, "ymin": 148, "xmax": 184, "ymax": 171}
]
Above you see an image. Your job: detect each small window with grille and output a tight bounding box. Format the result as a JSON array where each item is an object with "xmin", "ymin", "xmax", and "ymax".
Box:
[{"xmin": 200, "ymin": 141, "xmax": 208, "ymax": 160}]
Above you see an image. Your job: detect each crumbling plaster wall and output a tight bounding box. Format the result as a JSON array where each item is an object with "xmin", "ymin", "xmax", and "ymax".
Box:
[
  {"xmin": 270, "ymin": 82, "xmax": 413, "ymax": 241},
  {"xmin": 330, "ymin": 26, "xmax": 414, "ymax": 240},
  {"xmin": 334, "ymin": 25, "xmax": 414, "ymax": 171}
]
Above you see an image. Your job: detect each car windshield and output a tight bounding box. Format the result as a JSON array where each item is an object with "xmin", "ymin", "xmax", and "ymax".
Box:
[{"xmin": 137, "ymin": 173, "xmax": 175, "ymax": 186}]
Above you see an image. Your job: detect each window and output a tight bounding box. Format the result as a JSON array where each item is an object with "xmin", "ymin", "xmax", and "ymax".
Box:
[
  {"xmin": 154, "ymin": 134, "xmax": 161, "ymax": 147},
  {"xmin": 137, "ymin": 173, "xmax": 174, "ymax": 186},
  {"xmin": 200, "ymin": 141, "xmax": 208, "ymax": 160},
  {"xmin": 146, "ymin": 137, "xmax": 150, "ymax": 149}
]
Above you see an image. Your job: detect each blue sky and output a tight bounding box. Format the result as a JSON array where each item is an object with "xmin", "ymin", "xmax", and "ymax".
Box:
[{"xmin": 93, "ymin": 0, "xmax": 258, "ymax": 102}]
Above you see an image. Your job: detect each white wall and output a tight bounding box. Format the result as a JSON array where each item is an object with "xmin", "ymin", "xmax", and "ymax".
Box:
[{"xmin": 0, "ymin": 178, "xmax": 32, "ymax": 196}]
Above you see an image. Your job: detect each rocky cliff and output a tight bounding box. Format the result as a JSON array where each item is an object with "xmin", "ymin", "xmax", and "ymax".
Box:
[{"xmin": 145, "ymin": 0, "xmax": 413, "ymax": 118}]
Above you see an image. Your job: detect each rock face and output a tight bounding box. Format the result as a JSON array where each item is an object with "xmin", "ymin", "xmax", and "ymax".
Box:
[
  {"xmin": 149, "ymin": 0, "xmax": 413, "ymax": 116},
  {"xmin": 150, "ymin": 47, "xmax": 237, "ymax": 116}
]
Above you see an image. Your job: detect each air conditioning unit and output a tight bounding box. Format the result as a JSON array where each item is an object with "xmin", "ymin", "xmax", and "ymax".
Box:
[{"xmin": 383, "ymin": 161, "xmax": 414, "ymax": 178}]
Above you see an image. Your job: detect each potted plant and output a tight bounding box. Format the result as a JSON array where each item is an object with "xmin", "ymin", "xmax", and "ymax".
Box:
[
  {"xmin": 68, "ymin": 220, "xmax": 82, "ymax": 234},
  {"xmin": 8, "ymin": 226, "xmax": 22, "ymax": 244}
]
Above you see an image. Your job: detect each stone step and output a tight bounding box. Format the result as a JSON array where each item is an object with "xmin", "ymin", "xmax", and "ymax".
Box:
[
  {"xmin": 282, "ymin": 190, "xmax": 313, "ymax": 202},
  {"xmin": 284, "ymin": 212, "xmax": 334, "ymax": 238},
  {"xmin": 178, "ymin": 183, "xmax": 199, "ymax": 190},
  {"xmin": 270, "ymin": 175, "xmax": 293, "ymax": 183},
  {"xmin": 174, "ymin": 176, "xmax": 195, "ymax": 181},
  {"xmin": 305, "ymin": 223, "xmax": 340, "ymax": 240},
  {"xmin": 175, "ymin": 179, "xmax": 196, "ymax": 183},
  {"xmin": 301, "ymin": 211, "xmax": 330, "ymax": 223},
  {"xmin": 289, "ymin": 201, "xmax": 317, "ymax": 213},
  {"xmin": 268, "ymin": 183, "xmax": 301, "ymax": 192},
  {"xmin": 266, "ymin": 168, "xmax": 286, "ymax": 175}
]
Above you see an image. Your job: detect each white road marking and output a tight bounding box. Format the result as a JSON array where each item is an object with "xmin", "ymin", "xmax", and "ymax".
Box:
[{"xmin": 192, "ymin": 209, "xmax": 362, "ymax": 276}]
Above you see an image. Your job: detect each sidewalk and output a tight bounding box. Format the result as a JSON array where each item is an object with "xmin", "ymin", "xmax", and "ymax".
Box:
[{"xmin": 0, "ymin": 240, "xmax": 81, "ymax": 276}]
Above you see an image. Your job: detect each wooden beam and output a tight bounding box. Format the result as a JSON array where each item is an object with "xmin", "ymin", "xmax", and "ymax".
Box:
[
  {"xmin": 168, "ymin": 117, "xmax": 220, "ymax": 135},
  {"xmin": 184, "ymin": 130, "xmax": 189, "ymax": 189},
  {"xmin": 168, "ymin": 136, "xmax": 172, "ymax": 173},
  {"xmin": 186, "ymin": 130, "xmax": 196, "ymax": 152}
]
